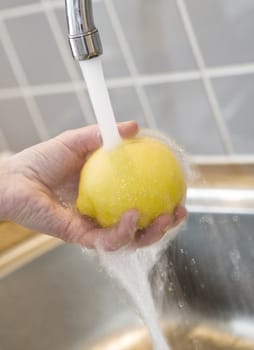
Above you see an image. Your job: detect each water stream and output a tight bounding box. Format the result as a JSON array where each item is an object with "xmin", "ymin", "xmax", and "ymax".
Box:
[
  {"xmin": 93, "ymin": 229, "xmax": 181, "ymax": 350},
  {"xmin": 79, "ymin": 58, "xmax": 122, "ymax": 150}
]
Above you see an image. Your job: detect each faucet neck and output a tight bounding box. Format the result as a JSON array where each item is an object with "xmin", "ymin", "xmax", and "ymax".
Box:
[{"xmin": 65, "ymin": 0, "xmax": 103, "ymax": 61}]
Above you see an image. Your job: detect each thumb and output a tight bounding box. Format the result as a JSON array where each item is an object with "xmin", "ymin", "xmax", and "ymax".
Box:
[{"xmin": 55, "ymin": 121, "xmax": 139, "ymax": 158}]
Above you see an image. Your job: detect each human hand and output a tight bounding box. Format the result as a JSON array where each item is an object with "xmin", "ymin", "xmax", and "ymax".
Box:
[{"xmin": 0, "ymin": 121, "xmax": 187, "ymax": 250}]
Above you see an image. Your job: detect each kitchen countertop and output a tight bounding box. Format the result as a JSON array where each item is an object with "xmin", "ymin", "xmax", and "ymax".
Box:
[
  {"xmin": 0, "ymin": 222, "xmax": 36, "ymax": 253},
  {"xmin": 0, "ymin": 222, "xmax": 61, "ymax": 279}
]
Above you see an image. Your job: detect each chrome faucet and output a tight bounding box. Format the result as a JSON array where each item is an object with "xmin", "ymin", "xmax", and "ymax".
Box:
[{"xmin": 65, "ymin": 0, "xmax": 103, "ymax": 60}]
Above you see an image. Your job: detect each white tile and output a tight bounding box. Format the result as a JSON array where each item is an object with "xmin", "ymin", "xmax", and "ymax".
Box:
[
  {"xmin": 186, "ymin": 0, "xmax": 254, "ymax": 66},
  {"xmin": 0, "ymin": 42, "xmax": 17, "ymax": 88},
  {"xmin": 113, "ymin": 0, "xmax": 196, "ymax": 74},
  {"xmin": 212, "ymin": 75, "xmax": 254, "ymax": 154},
  {"xmin": 6, "ymin": 13, "xmax": 70, "ymax": 85},
  {"xmin": 109, "ymin": 87, "xmax": 148, "ymax": 127},
  {"xmin": 0, "ymin": 98, "xmax": 41, "ymax": 151},
  {"xmin": 0, "ymin": 0, "xmax": 38, "ymax": 9},
  {"xmin": 145, "ymin": 81, "xmax": 225, "ymax": 155},
  {"xmin": 35, "ymin": 93, "xmax": 91, "ymax": 137}
]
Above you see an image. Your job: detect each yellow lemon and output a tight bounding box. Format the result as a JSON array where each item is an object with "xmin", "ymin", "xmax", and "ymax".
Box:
[{"xmin": 77, "ymin": 136, "xmax": 186, "ymax": 229}]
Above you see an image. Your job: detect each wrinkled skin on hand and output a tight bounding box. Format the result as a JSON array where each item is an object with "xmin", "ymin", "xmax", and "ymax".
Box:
[{"xmin": 0, "ymin": 121, "xmax": 187, "ymax": 251}]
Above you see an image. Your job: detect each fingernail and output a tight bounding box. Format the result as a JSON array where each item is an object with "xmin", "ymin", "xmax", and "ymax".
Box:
[
  {"xmin": 175, "ymin": 207, "xmax": 187, "ymax": 220},
  {"xmin": 122, "ymin": 121, "xmax": 134, "ymax": 125}
]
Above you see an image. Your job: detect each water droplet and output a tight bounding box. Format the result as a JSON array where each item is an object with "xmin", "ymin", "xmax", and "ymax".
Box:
[
  {"xmin": 200, "ymin": 215, "xmax": 213, "ymax": 224},
  {"xmin": 178, "ymin": 300, "xmax": 185, "ymax": 308},
  {"xmin": 180, "ymin": 248, "xmax": 184, "ymax": 254},
  {"xmin": 160, "ymin": 271, "xmax": 167, "ymax": 279},
  {"xmin": 200, "ymin": 283, "xmax": 205, "ymax": 289},
  {"xmin": 191, "ymin": 258, "xmax": 196, "ymax": 265},
  {"xmin": 96, "ymin": 265, "xmax": 104, "ymax": 273},
  {"xmin": 168, "ymin": 282, "xmax": 174, "ymax": 293},
  {"xmin": 231, "ymin": 269, "xmax": 240, "ymax": 281},
  {"xmin": 229, "ymin": 249, "xmax": 241, "ymax": 264},
  {"xmin": 232, "ymin": 215, "xmax": 239, "ymax": 222}
]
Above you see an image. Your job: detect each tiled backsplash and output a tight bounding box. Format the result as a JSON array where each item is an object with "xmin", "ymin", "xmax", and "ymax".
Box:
[{"xmin": 0, "ymin": 0, "xmax": 254, "ymax": 155}]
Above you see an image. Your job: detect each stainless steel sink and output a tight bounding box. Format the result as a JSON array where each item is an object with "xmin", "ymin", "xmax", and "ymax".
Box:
[
  {"xmin": 1, "ymin": 212, "xmax": 254, "ymax": 350},
  {"xmin": 0, "ymin": 242, "xmax": 141, "ymax": 350}
]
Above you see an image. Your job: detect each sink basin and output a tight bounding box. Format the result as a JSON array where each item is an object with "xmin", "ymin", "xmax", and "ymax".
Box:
[
  {"xmin": 1, "ymin": 212, "xmax": 254, "ymax": 349},
  {"xmin": 0, "ymin": 242, "xmax": 139, "ymax": 350}
]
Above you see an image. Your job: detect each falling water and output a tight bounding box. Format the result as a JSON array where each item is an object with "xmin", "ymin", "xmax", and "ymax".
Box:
[
  {"xmin": 79, "ymin": 57, "xmax": 122, "ymax": 150},
  {"xmin": 92, "ymin": 228, "xmax": 181, "ymax": 350}
]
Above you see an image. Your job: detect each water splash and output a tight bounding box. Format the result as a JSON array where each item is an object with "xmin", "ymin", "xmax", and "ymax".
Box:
[{"xmin": 92, "ymin": 228, "xmax": 180, "ymax": 350}]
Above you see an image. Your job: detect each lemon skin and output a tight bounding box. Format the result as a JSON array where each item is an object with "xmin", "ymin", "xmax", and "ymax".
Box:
[{"xmin": 77, "ymin": 137, "xmax": 186, "ymax": 229}]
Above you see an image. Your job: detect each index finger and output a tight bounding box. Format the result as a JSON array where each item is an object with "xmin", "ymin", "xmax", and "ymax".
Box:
[
  {"xmin": 132, "ymin": 207, "xmax": 187, "ymax": 249},
  {"xmin": 79, "ymin": 210, "xmax": 139, "ymax": 251}
]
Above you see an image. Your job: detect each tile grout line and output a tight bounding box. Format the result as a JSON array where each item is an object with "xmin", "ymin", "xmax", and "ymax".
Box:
[
  {"xmin": 0, "ymin": 0, "xmax": 103, "ymax": 20},
  {"xmin": 0, "ymin": 71, "xmax": 200, "ymax": 101},
  {"xmin": 41, "ymin": 0, "xmax": 94, "ymax": 124},
  {"xmin": 104, "ymin": 0, "xmax": 157, "ymax": 129},
  {"xmin": 207, "ymin": 62, "xmax": 254, "ymax": 78},
  {"xmin": 175, "ymin": 0, "xmax": 234, "ymax": 154},
  {"xmin": 0, "ymin": 128, "xmax": 10, "ymax": 151},
  {"xmin": 0, "ymin": 85, "xmax": 77, "ymax": 100},
  {"xmin": 2, "ymin": 60, "xmax": 254, "ymax": 101},
  {"xmin": 0, "ymin": 3, "xmax": 43, "ymax": 19},
  {"xmin": 0, "ymin": 19, "xmax": 49, "ymax": 141},
  {"xmin": 0, "ymin": 70, "xmax": 202, "ymax": 101}
]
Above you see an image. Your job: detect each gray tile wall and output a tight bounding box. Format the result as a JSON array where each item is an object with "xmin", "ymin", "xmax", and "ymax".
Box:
[{"xmin": 0, "ymin": 0, "xmax": 253, "ymax": 156}]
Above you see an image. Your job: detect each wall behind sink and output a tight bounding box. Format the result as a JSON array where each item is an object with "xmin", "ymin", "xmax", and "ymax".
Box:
[{"xmin": 0, "ymin": 0, "xmax": 254, "ymax": 156}]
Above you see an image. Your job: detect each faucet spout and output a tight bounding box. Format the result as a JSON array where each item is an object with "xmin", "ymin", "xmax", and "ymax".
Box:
[{"xmin": 65, "ymin": 0, "xmax": 103, "ymax": 61}]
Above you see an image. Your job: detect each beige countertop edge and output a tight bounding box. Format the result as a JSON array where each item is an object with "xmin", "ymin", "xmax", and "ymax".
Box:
[{"xmin": 0, "ymin": 234, "xmax": 62, "ymax": 280}]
